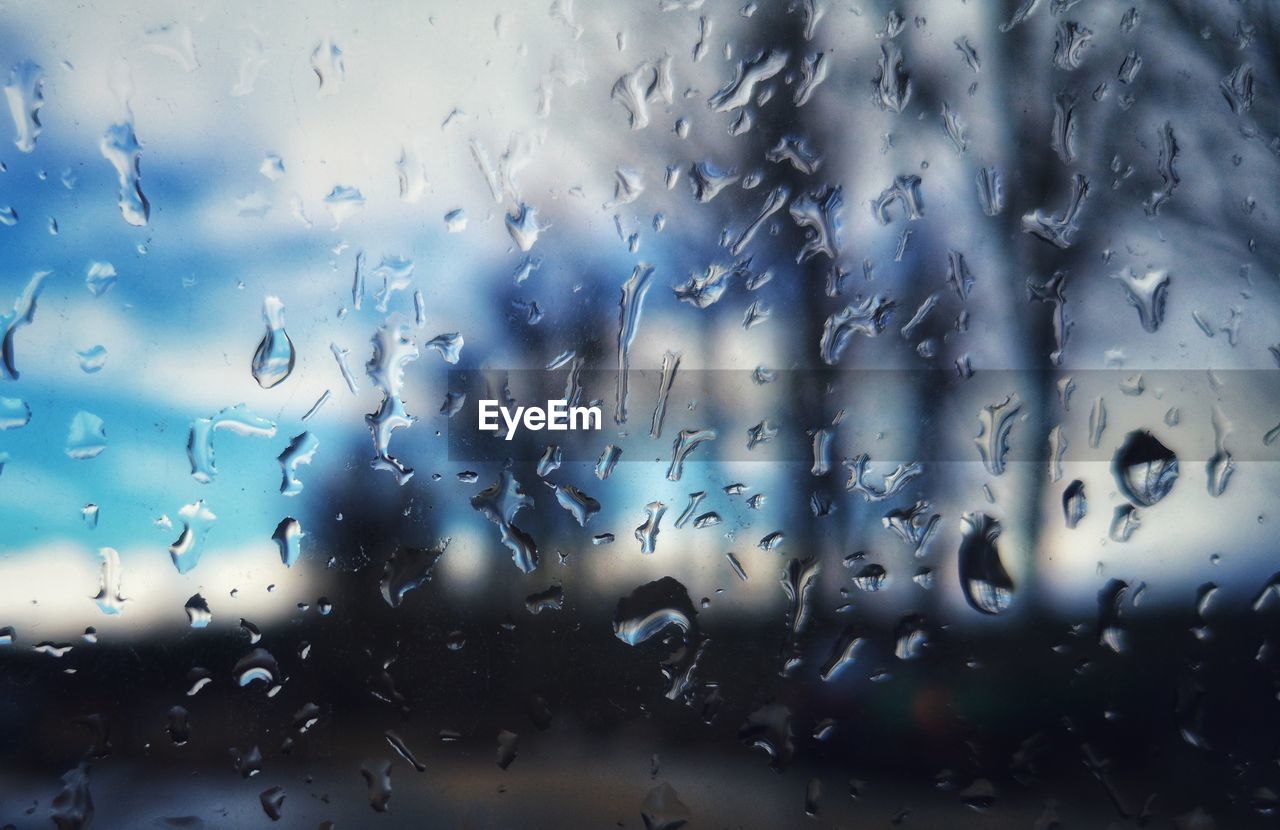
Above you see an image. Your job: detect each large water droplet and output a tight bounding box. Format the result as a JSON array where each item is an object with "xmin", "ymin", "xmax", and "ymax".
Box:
[
  {"xmin": 641, "ymin": 783, "xmax": 691, "ymax": 830},
  {"xmin": 615, "ymin": 265, "xmax": 655, "ymax": 424},
  {"xmin": 185, "ymin": 593, "xmax": 212, "ymax": 628},
  {"xmin": 272, "ymin": 517, "xmax": 302, "ymax": 567},
  {"xmin": 471, "ymin": 471, "xmax": 538, "ymax": 573},
  {"xmin": 546, "ymin": 482, "xmax": 600, "ymax": 526},
  {"xmin": 366, "ymin": 320, "xmax": 420, "ymax": 484},
  {"xmin": 360, "ymin": 759, "xmax": 392, "ymax": 812},
  {"xmin": 3, "ymin": 60, "xmax": 44, "ymax": 152},
  {"xmin": 1063, "ymin": 480, "xmax": 1087, "ymax": 528},
  {"xmin": 65, "ymin": 411, "xmax": 107, "ymax": 459},
  {"xmin": 1112, "ymin": 429, "xmax": 1178, "ymax": 506},
  {"xmin": 635, "ymin": 501, "xmax": 667, "ymax": 554},
  {"xmin": 259, "ymin": 786, "xmax": 285, "ymax": 821},
  {"xmin": 100, "ymin": 122, "xmax": 149, "ymax": 226},
  {"xmin": 380, "ymin": 540, "xmax": 447, "ymax": 608},
  {"xmin": 234, "ymin": 647, "xmax": 280, "ymax": 690},
  {"xmin": 1111, "ymin": 268, "xmax": 1170, "ymax": 333},
  {"xmin": 168, "ymin": 500, "xmax": 217, "ymax": 574},
  {"xmin": 614, "ymin": 576, "xmax": 706, "ymax": 701},
  {"xmin": 51, "ymin": 766, "xmax": 94, "ymax": 830},
  {"xmin": 958, "ymin": 513, "xmax": 1013, "ymax": 615},
  {"xmin": 84, "ymin": 261, "xmax": 117, "ymax": 296},
  {"xmin": 92, "ymin": 547, "xmax": 127, "ymax": 615},
  {"xmin": 310, "ymin": 38, "xmax": 345, "ymax": 96},
  {"xmin": 974, "ymin": 394, "xmax": 1021, "ymax": 475},
  {"xmin": 251, "ymin": 296, "xmax": 296, "ymax": 389},
  {"xmin": 1206, "ymin": 406, "xmax": 1234, "ymax": 497},
  {"xmin": 277, "ymin": 432, "xmax": 319, "ymax": 496},
  {"xmin": 2, "ymin": 270, "xmax": 51, "ymax": 380},
  {"xmin": 0, "ymin": 396, "xmax": 31, "ymax": 430},
  {"xmin": 738, "ymin": 703, "xmax": 794, "ymax": 770},
  {"xmin": 708, "ymin": 49, "xmax": 787, "ymax": 112}
]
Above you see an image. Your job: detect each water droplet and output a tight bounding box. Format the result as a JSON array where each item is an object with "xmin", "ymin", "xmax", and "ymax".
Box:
[
  {"xmin": 882, "ymin": 501, "xmax": 940, "ymax": 554},
  {"xmin": 310, "ymin": 38, "xmax": 345, "ymax": 96},
  {"xmin": 1110, "ymin": 503, "xmax": 1140, "ymax": 542},
  {"xmin": 471, "ymin": 471, "xmax": 538, "ymax": 573},
  {"xmin": 366, "ymin": 320, "xmax": 420, "ymax": 483},
  {"xmin": 1206, "ymin": 406, "xmax": 1234, "ymax": 497},
  {"xmin": 614, "ymin": 576, "xmax": 706, "ymax": 700},
  {"xmin": 820, "ymin": 627, "xmax": 863, "ymax": 681},
  {"xmin": 958, "ymin": 513, "xmax": 1013, "ymax": 614},
  {"xmin": 505, "ymin": 203, "xmax": 544, "ymax": 251},
  {"xmin": 1, "ymin": 270, "xmax": 50, "ymax": 380},
  {"xmin": 667, "ymin": 428, "xmax": 715, "ymax": 481},
  {"xmin": 380, "ymin": 540, "xmax": 447, "ymax": 608},
  {"xmin": 259, "ymin": 786, "xmax": 285, "ymax": 821},
  {"xmin": 1063, "ymin": 480, "xmax": 1087, "ymax": 528},
  {"xmin": 185, "ymin": 594, "xmax": 211, "ymax": 628},
  {"xmin": 100, "ymin": 122, "xmax": 149, "ymax": 226},
  {"xmin": 789, "ymin": 186, "xmax": 843, "ymax": 262},
  {"xmin": 1022, "ymin": 173, "xmax": 1089, "ymax": 248},
  {"xmin": 234, "ymin": 647, "xmax": 280, "ymax": 689},
  {"xmin": 496, "ymin": 729, "xmax": 519, "ymax": 769},
  {"xmin": 277, "ymin": 432, "xmax": 319, "ymax": 496},
  {"xmin": 974, "ymin": 394, "xmax": 1021, "ymax": 475},
  {"xmin": 168, "ymin": 500, "xmax": 217, "ymax": 574},
  {"xmin": 525, "ymin": 585, "xmax": 564, "ymax": 615},
  {"xmin": 546, "ymin": 482, "xmax": 600, "ymax": 526},
  {"xmin": 443, "ymin": 208, "xmax": 467, "ymax": 232},
  {"xmin": 852, "ymin": 564, "xmax": 887, "ymax": 592},
  {"xmin": 272, "ymin": 517, "xmax": 303, "ymax": 567},
  {"xmin": 1112, "ymin": 429, "xmax": 1178, "ymax": 506},
  {"xmin": 65, "ymin": 411, "xmax": 107, "ymax": 459},
  {"xmin": 615, "ymin": 265, "xmax": 655, "ymax": 424},
  {"xmin": 738, "ymin": 703, "xmax": 794, "ymax": 769},
  {"xmin": 323, "ymin": 185, "xmax": 364, "ymax": 227},
  {"xmin": 231, "ymin": 745, "xmax": 262, "ymax": 778},
  {"xmin": 845, "ymin": 454, "xmax": 922, "ymax": 501},
  {"xmin": 51, "ymin": 766, "xmax": 94, "ymax": 830},
  {"xmin": 359, "ymin": 759, "xmax": 393, "ymax": 811},
  {"xmin": 251, "ymin": 296, "xmax": 296, "ymax": 389},
  {"xmin": 1111, "ymin": 268, "xmax": 1169, "ymax": 333},
  {"xmin": 641, "ymin": 783, "xmax": 691, "ymax": 830},
  {"xmin": 76, "ymin": 345, "xmax": 107, "ymax": 373},
  {"xmin": 384, "ymin": 730, "xmax": 425, "ymax": 772},
  {"xmin": 758, "ymin": 530, "xmax": 785, "ymax": 550},
  {"xmin": 819, "ymin": 295, "xmax": 895, "ymax": 364},
  {"xmin": 1097, "ymin": 579, "xmax": 1129, "ymax": 653},
  {"xmin": 635, "ymin": 501, "xmax": 667, "ymax": 554},
  {"xmin": 166, "ymin": 705, "xmax": 190, "ymax": 746},
  {"xmin": 92, "ymin": 547, "xmax": 127, "ymax": 615},
  {"xmin": 612, "ymin": 56, "xmax": 673, "ymax": 129},
  {"xmin": 0, "ymin": 396, "xmax": 30, "ymax": 430},
  {"xmin": 187, "ymin": 404, "xmax": 277, "ymax": 483},
  {"xmin": 424, "ymin": 332, "xmax": 464, "ymax": 364},
  {"xmin": 1144, "ymin": 122, "xmax": 1180, "ymax": 215},
  {"xmin": 747, "ymin": 419, "xmax": 778, "ymax": 449},
  {"xmin": 872, "ymin": 43, "xmax": 911, "ymax": 112},
  {"xmin": 4, "ymin": 60, "xmax": 43, "ymax": 153},
  {"xmin": 894, "ymin": 613, "xmax": 930, "ymax": 659}
]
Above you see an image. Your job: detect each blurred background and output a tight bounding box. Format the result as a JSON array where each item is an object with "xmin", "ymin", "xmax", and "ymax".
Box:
[{"xmin": 1, "ymin": 0, "xmax": 1280, "ymax": 826}]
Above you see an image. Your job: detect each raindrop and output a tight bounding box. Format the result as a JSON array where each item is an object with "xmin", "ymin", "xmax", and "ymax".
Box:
[
  {"xmin": 958, "ymin": 513, "xmax": 1014, "ymax": 614},
  {"xmin": 251, "ymin": 296, "xmax": 296, "ymax": 389},
  {"xmin": 3, "ymin": 60, "xmax": 44, "ymax": 152},
  {"xmin": 65, "ymin": 411, "xmax": 107, "ymax": 459},
  {"xmin": 1112, "ymin": 430, "xmax": 1178, "ymax": 506}
]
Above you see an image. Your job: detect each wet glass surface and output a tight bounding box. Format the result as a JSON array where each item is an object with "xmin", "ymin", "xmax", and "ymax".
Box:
[{"xmin": 2, "ymin": 1, "xmax": 1280, "ymax": 827}]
